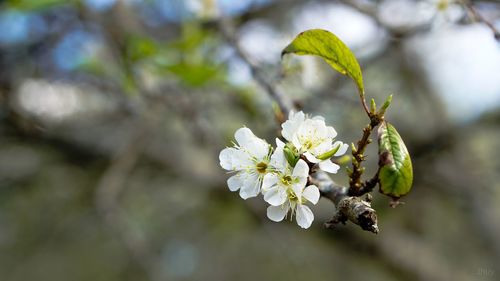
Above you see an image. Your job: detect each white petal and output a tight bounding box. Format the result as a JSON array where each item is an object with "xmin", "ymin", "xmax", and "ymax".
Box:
[
  {"xmin": 319, "ymin": 160, "xmax": 340, "ymax": 174},
  {"xmin": 232, "ymin": 149, "xmax": 254, "ymax": 168},
  {"xmin": 235, "ymin": 127, "xmax": 269, "ymax": 160},
  {"xmin": 267, "ymin": 205, "xmax": 289, "ymax": 222},
  {"xmin": 281, "ymin": 111, "xmax": 305, "ymax": 141},
  {"xmin": 262, "ymin": 173, "xmax": 279, "ymax": 191},
  {"xmin": 302, "ymin": 185, "xmax": 320, "ymax": 204},
  {"xmin": 327, "ymin": 126, "xmax": 337, "ymax": 138},
  {"xmin": 334, "ymin": 141, "xmax": 349, "ymax": 156},
  {"xmin": 219, "ymin": 147, "xmax": 253, "ymax": 170},
  {"xmin": 227, "ymin": 173, "xmax": 243, "ymax": 191},
  {"xmin": 292, "ymin": 182, "xmax": 305, "ymax": 200},
  {"xmin": 292, "ymin": 159, "xmax": 309, "ymax": 178},
  {"xmin": 270, "ymin": 145, "xmax": 287, "ymax": 172},
  {"xmin": 296, "ymin": 205, "xmax": 314, "ymax": 229},
  {"xmin": 239, "ymin": 173, "xmax": 260, "ymax": 199},
  {"xmin": 263, "ymin": 186, "xmax": 288, "ymax": 206},
  {"xmin": 291, "ymin": 134, "xmax": 302, "ymax": 151},
  {"xmin": 295, "ymin": 175, "xmax": 307, "ymax": 191},
  {"xmin": 310, "ymin": 140, "xmax": 332, "ymax": 156},
  {"xmin": 219, "ymin": 148, "xmax": 233, "ymax": 170},
  {"xmin": 304, "ymin": 152, "xmax": 321, "ymax": 163},
  {"xmin": 292, "ymin": 159, "xmax": 309, "ymax": 194},
  {"xmin": 312, "ymin": 115, "xmax": 325, "ymax": 121},
  {"xmin": 298, "ymin": 119, "xmax": 327, "ymax": 139},
  {"xmin": 275, "ymin": 138, "xmax": 285, "ymax": 148},
  {"xmin": 313, "ymin": 120, "xmax": 328, "ymax": 138}
]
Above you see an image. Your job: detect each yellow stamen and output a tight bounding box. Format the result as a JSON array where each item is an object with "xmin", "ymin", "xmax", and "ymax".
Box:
[
  {"xmin": 256, "ymin": 162, "xmax": 268, "ymax": 174},
  {"xmin": 281, "ymin": 175, "xmax": 293, "ymax": 185}
]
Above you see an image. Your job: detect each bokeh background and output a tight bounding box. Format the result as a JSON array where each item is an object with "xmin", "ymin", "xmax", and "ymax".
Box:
[{"xmin": 1, "ymin": 0, "xmax": 500, "ymax": 280}]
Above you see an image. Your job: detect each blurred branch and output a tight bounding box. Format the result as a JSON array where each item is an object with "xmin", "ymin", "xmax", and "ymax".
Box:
[
  {"xmin": 337, "ymin": 0, "xmax": 433, "ymax": 38},
  {"xmin": 218, "ymin": 20, "xmax": 295, "ymax": 117},
  {"xmin": 461, "ymin": 0, "xmax": 500, "ymax": 39},
  {"xmin": 340, "ymin": 0, "xmax": 500, "ymax": 40},
  {"xmin": 337, "ymin": 0, "xmax": 378, "ymax": 20},
  {"xmin": 80, "ymin": 4, "xmax": 164, "ymax": 267},
  {"xmin": 94, "ymin": 123, "xmax": 163, "ymax": 281},
  {"xmin": 336, "ymin": 0, "xmax": 402, "ymax": 36}
]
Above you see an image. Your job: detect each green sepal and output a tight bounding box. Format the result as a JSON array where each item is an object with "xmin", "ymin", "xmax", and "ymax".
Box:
[
  {"xmin": 284, "ymin": 143, "xmax": 300, "ymax": 167},
  {"xmin": 317, "ymin": 143, "xmax": 341, "ymax": 160}
]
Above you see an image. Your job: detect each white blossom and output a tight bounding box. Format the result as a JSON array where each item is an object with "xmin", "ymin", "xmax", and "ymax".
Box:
[
  {"xmin": 219, "ymin": 111, "xmax": 346, "ymax": 229},
  {"xmin": 219, "ymin": 127, "xmax": 271, "ymax": 199},
  {"xmin": 281, "ymin": 111, "xmax": 348, "ymax": 173},
  {"xmin": 262, "ymin": 151, "xmax": 320, "ymax": 229},
  {"xmin": 422, "ymin": 0, "xmax": 464, "ymax": 27}
]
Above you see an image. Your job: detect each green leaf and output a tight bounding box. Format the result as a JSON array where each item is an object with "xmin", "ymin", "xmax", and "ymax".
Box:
[
  {"xmin": 126, "ymin": 36, "xmax": 159, "ymax": 62},
  {"xmin": 7, "ymin": 0, "xmax": 75, "ymax": 10},
  {"xmin": 377, "ymin": 122, "xmax": 413, "ymax": 199},
  {"xmin": 165, "ymin": 63, "xmax": 221, "ymax": 87},
  {"xmin": 282, "ymin": 29, "xmax": 364, "ymax": 94}
]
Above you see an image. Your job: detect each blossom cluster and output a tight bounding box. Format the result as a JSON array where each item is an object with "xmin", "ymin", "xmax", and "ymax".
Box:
[{"xmin": 219, "ymin": 111, "xmax": 348, "ymax": 229}]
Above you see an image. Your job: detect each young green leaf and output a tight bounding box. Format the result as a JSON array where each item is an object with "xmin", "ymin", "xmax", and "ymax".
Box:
[
  {"xmin": 282, "ymin": 29, "xmax": 364, "ymax": 94},
  {"xmin": 377, "ymin": 122, "xmax": 413, "ymax": 199}
]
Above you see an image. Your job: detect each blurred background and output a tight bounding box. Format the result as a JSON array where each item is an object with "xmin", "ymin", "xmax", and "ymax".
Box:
[{"xmin": 0, "ymin": 0, "xmax": 499, "ymax": 280}]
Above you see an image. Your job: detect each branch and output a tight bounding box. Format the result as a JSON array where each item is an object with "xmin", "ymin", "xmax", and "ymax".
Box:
[
  {"xmin": 349, "ymin": 106, "xmax": 386, "ymax": 196},
  {"xmin": 218, "ymin": 20, "xmax": 295, "ymax": 116},
  {"xmin": 337, "ymin": 0, "xmax": 417, "ymax": 37},
  {"xmin": 461, "ymin": 0, "xmax": 500, "ymax": 40},
  {"xmin": 312, "ymin": 171, "xmax": 379, "ymax": 234},
  {"xmin": 95, "ymin": 124, "xmax": 162, "ymax": 281}
]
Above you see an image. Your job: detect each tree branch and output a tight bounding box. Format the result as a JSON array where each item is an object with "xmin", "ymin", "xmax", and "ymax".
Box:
[
  {"xmin": 461, "ymin": 0, "xmax": 500, "ymax": 40},
  {"xmin": 94, "ymin": 121, "xmax": 162, "ymax": 281},
  {"xmin": 312, "ymin": 171, "xmax": 379, "ymax": 233},
  {"xmin": 218, "ymin": 20, "xmax": 295, "ymax": 116}
]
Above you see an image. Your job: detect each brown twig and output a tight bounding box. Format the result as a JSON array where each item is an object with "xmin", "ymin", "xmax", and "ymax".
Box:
[
  {"xmin": 313, "ymin": 171, "xmax": 379, "ymax": 233},
  {"xmin": 348, "ymin": 111, "xmax": 384, "ymax": 196},
  {"xmin": 461, "ymin": 0, "xmax": 500, "ymax": 40}
]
